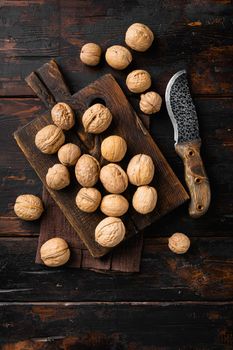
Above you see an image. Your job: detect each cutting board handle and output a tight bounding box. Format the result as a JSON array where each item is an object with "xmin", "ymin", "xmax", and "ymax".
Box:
[
  {"xmin": 175, "ymin": 140, "xmax": 211, "ymax": 218},
  {"xmin": 25, "ymin": 59, "xmax": 72, "ymax": 108}
]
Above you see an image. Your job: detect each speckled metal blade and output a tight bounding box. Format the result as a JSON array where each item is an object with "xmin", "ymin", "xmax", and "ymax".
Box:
[{"xmin": 165, "ymin": 70, "xmax": 200, "ymax": 145}]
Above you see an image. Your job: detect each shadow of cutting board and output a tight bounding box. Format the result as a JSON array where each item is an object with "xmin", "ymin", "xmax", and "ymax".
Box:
[{"xmin": 14, "ymin": 73, "xmax": 189, "ymax": 258}]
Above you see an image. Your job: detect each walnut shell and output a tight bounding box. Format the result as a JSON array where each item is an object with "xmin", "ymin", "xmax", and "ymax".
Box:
[
  {"xmin": 168, "ymin": 232, "xmax": 190, "ymax": 254},
  {"xmin": 46, "ymin": 164, "xmax": 70, "ymax": 190},
  {"xmin": 51, "ymin": 102, "xmax": 75, "ymax": 130},
  {"xmin": 101, "ymin": 135, "xmax": 127, "ymax": 162},
  {"xmin": 105, "ymin": 45, "xmax": 132, "ymax": 70},
  {"xmin": 127, "ymin": 154, "xmax": 154, "ymax": 186},
  {"xmin": 126, "ymin": 70, "xmax": 151, "ymax": 93},
  {"xmin": 82, "ymin": 103, "xmax": 112, "ymax": 134},
  {"xmin": 75, "ymin": 154, "xmax": 100, "ymax": 187},
  {"xmin": 14, "ymin": 194, "xmax": 44, "ymax": 221},
  {"xmin": 58, "ymin": 143, "xmax": 81, "ymax": 166},
  {"xmin": 140, "ymin": 91, "xmax": 162, "ymax": 115},
  {"xmin": 80, "ymin": 43, "xmax": 102, "ymax": 66},
  {"xmin": 76, "ymin": 187, "xmax": 101, "ymax": 213},
  {"xmin": 125, "ymin": 23, "xmax": 154, "ymax": 52},
  {"xmin": 132, "ymin": 186, "xmax": 157, "ymax": 214},
  {"xmin": 40, "ymin": 237, "xmax": 70, "ymax": 267},
  {"xmin": 100, "ymin": 163, "xmax": 128, "ymax": 194},
  {"xmin": 100, "ymin": 194, "xmax": 129, "ymax": 217},
  {"xmin": 95, "ymin": 217, "xmax": 126, "ymax": 247},
  {"xmin": 35, "ymin": 124, "xmax": 65, "ymax": 154}
]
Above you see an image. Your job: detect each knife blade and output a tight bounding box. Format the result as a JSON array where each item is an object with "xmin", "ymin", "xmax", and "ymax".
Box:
[{"xmin": 165, "ymin": 70, "xmax": 211, "ymax": 218}]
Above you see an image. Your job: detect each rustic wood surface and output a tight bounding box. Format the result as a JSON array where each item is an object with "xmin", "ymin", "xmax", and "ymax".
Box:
[
  {"xmin": 15, "ymin": 71, "xmax": 188, "ymax": 257},
  {"xmin": 0, "ymin": 0, "xmax": 233, "ymax": 348}
]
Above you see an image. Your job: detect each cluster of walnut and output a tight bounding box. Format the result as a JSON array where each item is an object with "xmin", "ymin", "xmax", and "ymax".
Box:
[
  {"xmin": 34, "ymin": 102, "xmax": 83, "ymax": 191},
  {"xmin": 80, "ymin": 23, "xmax": 162, "ymax": 115},
  {"xmin": 73, "ymin": 121, "xmax": 157, "ymax": 248}
]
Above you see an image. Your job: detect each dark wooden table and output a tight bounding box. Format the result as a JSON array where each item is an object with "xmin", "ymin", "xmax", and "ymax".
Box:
[{"xmin": 0, "ymin": 1, "xmax": 233, "ymax": 348}]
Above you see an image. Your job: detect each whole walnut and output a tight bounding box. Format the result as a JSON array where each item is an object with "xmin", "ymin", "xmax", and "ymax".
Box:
[
  {"xmin": 101, "ymin": 135, "xmax": 127, "ymax": 162},
  {"xmin": 76, "ymin": 187, "xmax": 101, "ymax": 213},
  {"xmin": 14, "ymin": 194, "xmax": 44, "ymax": 221},
  {"xmin": 75, "ymin": 154, "xmax": 100, "ymax": 187},
  {"xmin": 46, "ymin": 164, "xmax": 70, "ymax": 190},
  {"xmin": 105, "ymin": 45, "xmax": 132, "ymax": 70},
  {"xmin": 126, "ymin": 70, "xmax": 151, "ymax": 93},
  {"xmin": 80, "ymin": 43, "xmax": 102, "ymax": 66},
  {"xmin": 35, "ymin": 124, "xmax": 65, "ymax": 154},
  {"xmin": 58, "ymin": 143, "xmax": 81, "ymax": 166},
  {"xmin": 82, "ymin": 103, "xmax": 112, "ymax": 134},
  {"xmin": 95, "ymin": 217, "xmax": 126, "ymax": 247},
  {"xmin": 127, "ymin": 154, "xmax": 154, "ymax": 186},
  {"xmin": 100, "ymin": 163, "xmax": 128, "ymax": 194},
  {"xmin": 140, "ymin": 91, "xmax": 162, "ymax": 115},
  {"xmin": 125, "ymin": 23, "xmax": 154, "ymax": 52},
  {"xmin": 51, "ymin": 102, "xmax": 75, "ymax": 130},
  {"xmin": 168, "ymin": 232, "xmax": 190, "ymax": 254},
  {"xmin": 101, "ymin": 194, "xmax": 129, "ymax": 217},
  {"xmin": 132, "ymin": 185, "xmax": 157, "ymax": 214},
  {"xmin": 40, "ymin": 237, "xmax": 70, "ymax": 267}
]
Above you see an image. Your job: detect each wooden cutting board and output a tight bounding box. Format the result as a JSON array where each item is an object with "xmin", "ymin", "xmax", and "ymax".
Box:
[{"xmin": 14, "ymin": 73, "xmax": 189, "ymax": 258}]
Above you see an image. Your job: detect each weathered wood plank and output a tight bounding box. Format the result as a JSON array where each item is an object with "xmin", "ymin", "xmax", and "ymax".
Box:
[
  {"xmin": 0, "ymin": 0, "xmax": 59, "ymax": 57},
  {"xmin": 0, "ymin": 302, "xmax": 233, "ymax": 349},
  {"xmin": 0, "ymin": 237, "xmax": 232, "ymax": 301},
  {"xmin": 0, "ymin": 0, "xmax": 232, "ymax": 96},
  {"xmin": 1, "ymin": 97, "xmax": 232, "ymax": 237}
]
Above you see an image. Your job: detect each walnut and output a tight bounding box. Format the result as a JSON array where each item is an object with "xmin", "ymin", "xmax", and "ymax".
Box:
[
  {"xmin": 46, "ymin": 164, "xmax": 70, "ymax": 190},
  {"xmin": 80, "ymin": 43, "xmax": 102, "ymax": 66},
  {"xmin": 168, "ymin": 232, "xmax": 190, "ymax": 254},
  {"xmin": 100, "ymin": 163, "xmax": 128, "ymax": 194},
  {"xmin": 105, "ymin": 45, "xmax": 132, "ymax": 70},
  {"xmin": 101, "ymin": 135, "xmax": 127, "ymax": 162},
  {"xmin": 14, "ymin": 194, "xmax": 44, "ymax": 221},
  {"xmin": 95, "ymin": 217, "xmax": 126, "ymax": 247},
  {"xmin": 140, "ymin": 91, "xmax": 162, "ymax": 115},
  {"xmin": 51, "ymin": 102, "xmax": 75, "ymax": 130},
  {"xmin": 125, "ymin": 23, "xmax": 154, "ymax": 52},
  {"xmin": 126, "ymin": 70, "xmax": 151, "ymax": 93},
  {"xmin": 132, "ymin": 185, "xmax": 157, "ymax": 214},
  {"xmin": 35, "ymin": 124, "xmax": 65, "ymax": 154},
  {"xmin": 75, "ymin": 154, "xmax": 100, "ymax": 187},
  {"xmin": 40, "ymin": 237, "xmax": 70, "ymax": 267},
  {"xmin": 76, "ymin": 187, "xmax": 101, "ymax": 213},
  {"xmin": 58, "ymin": 143, "xmax": 81, "ymax": 166},
  {"xmin": 127, "ymin": 154, "xmax": 154, "ymax": 186},
  {"xmin": 100, "ymin": 194, "xmax": 129, "ymax": 217},
  {"xmin": 82, "ymin": 103, "xmax": 112, "ymax": 134}
]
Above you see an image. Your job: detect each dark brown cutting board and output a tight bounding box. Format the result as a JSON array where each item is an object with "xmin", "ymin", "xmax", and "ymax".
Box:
[{"xmin": 14, "ymin": 73, "xmax": 189, "ymax": 258}]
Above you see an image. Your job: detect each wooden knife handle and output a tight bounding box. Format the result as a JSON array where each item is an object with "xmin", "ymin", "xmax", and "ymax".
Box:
[{"xmin": 175, "ymin": 140, "xmax": 211, "ymax": 218}]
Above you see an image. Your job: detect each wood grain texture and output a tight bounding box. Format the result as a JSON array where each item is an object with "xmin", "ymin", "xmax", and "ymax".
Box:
[
  {"xmin": 14, "ymin": 73, "xmax": 188, "ymax": 257},
  {"xmin": 1, "ymin": 302, "xmax": 233, "ymax": 349},
  {"xmin": 0, "ymin": 0, "xmax": 232, "ymax": 97},
  {"xmin": 0, "ymin": 237, "xmax": 233, "ymax": 302},
  {"xmin": 175, "ymin": 140, "xmax": 211, "ymax": 218}
]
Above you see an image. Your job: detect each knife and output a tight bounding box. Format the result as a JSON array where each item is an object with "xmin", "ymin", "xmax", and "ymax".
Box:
[{"xmin": 165, "ymin": 70, "xmax": 211, "ymax": 218}]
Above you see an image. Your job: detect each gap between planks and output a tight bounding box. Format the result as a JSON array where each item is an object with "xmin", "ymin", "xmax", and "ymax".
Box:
[{"xmin": 1, "ymin": 301, "xmax": 233, "ymax": 306}]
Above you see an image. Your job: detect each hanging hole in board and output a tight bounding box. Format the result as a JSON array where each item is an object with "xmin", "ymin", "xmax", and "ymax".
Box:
[
  {"xmin": 197, "ymin": 204, "xmax": 203, "ymax": 211},
  {"xmin": 88, "ymin": 97, "xmax": 106, "ymax": 107},
  {"xmin": 188, "ymin": 150, "xmax": 194, "ymax": 157}
]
